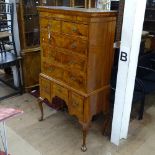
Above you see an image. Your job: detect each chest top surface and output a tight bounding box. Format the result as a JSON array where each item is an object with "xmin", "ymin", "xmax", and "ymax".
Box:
[{"xmin": 37, "ymin": 6, "xmax": 117, "ymax": 17}]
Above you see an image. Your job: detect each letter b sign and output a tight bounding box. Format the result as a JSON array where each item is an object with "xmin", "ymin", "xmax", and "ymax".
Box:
[{"xmin": 120, "ymin": 51, "xmax": 127, "ymax": 62}]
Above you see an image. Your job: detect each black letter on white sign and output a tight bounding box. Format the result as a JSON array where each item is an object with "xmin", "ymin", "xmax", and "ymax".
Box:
[{"xmin": 120, "ymin": 52, "xmax": 127, "ymax": 62}]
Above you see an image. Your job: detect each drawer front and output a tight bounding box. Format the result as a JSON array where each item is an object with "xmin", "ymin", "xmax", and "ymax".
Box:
[
  {"xmin": 41, "ymin": 44, "xmax": 57, "ymax": 60},
  {"xmin": 40, "ymin": 76, "xmax": 51, "ymax": 101},
  {"xmin": 61, "ymin": 36, "xmax": 87, "ymax": 56},
  {"xmin": 52, "ymin": 84, "xmax": 68, "ymax": 103},
  {"xmin": 40, "ymin": 18, "xmax": 61, "ymax": 33},
  {"xmin": 68, "ymin": 92, "xmax": 84, "ymax": 121},
  {"xmin": 62, "ymin": 22, "xmax": 88, "ymax": 38},
  {"xmin": 49, "ymin": 19, "xmax": 61, "ymax": 33},
  {"xmin": 41, "ymin": 34, "xmax": 87, "ymax": 56},
  {"xmin": 42, "ymin": 62, "xmax": 64, "ymax": 81},
  {"xmin": 61, "ymin": 52, "xmax": 86, "ymax": 72},
  {"xmin": 42, "ymin": 49, "xmax": 62, "ymax": 64},
  {"xmin": 40, "ymin": 18, "xmax": 48, "ymax": 29},
  {"xmin": 41, "ymin": 44, "xmax": 87, "ymax": 72},
  {"xmin": 40, "ymin": 12, "xmax": 76, "ymax": 21},
  {"xmin": 64, "ymin": 71, "xmax": 86, "ymax": 91},
  {"xmin": 41, "ymin": 33, "xmax": 62, "ymax": 47}
]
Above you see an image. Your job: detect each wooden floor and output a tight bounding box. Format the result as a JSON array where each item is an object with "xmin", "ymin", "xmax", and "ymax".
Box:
[{"xmin": 0, "ymin": 84, "xmax": 155, "ymax": 155}]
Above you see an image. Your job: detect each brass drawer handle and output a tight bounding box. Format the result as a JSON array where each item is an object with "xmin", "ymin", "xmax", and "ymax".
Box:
[
  {"xmin": 71, "ymin": 42, "xmax": 77, "ymax": 49},
  {"xmin": 58, "ymin": 88, "xmax": 62, "ymax": 93},
  {"xmin": 72, "ymin": 26, "xmax": 77, "ymax": 32},
  {"xmin": 44, "ymin": 85, "xmax": 49, "ymax": 91},
  {"xmin": 72, "ymin": 101, "xmax": 79, "ymax": 106},
  {"xmin": 48, "ymin": 67, "xmax": 54, "ymax": 72},
  {"xmin": 69, "ymin": 60, "xmax": 75, "ymax": 65},
  {"xmin": 70, "ymin": 76, "xmax": 76, "ymax": 81},
  {"xmin": 48, "ymin": 33, "xmax": 51, "ymax": 39},
  {"xmin": 47, "ymin": 24, "xmax": 51, "ymax": 31},
  {"xmin": 48, "ymin": 24, "xmax": 52, "ymax": 39}
]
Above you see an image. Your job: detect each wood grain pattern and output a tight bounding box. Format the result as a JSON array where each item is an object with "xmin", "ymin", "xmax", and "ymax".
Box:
[
  {"xmin": 21, "ymin": 48, "xmax": 41, "ymax": 91},
  {"xmin": 38, "ymin": 6, "xmax": 117, "ymax": 150},
  {"xmin": 62, "ymin": 22, "xmax": 88, "ymax": 37},
  {"xmin": 17, "ymin": 1, "xmax": 42, "ymax": 91}
]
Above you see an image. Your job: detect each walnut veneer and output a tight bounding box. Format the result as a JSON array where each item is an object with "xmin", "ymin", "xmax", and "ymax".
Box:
[{"xmin": 38, "ymin": 6, "xmax": 116, "ymax": 151}]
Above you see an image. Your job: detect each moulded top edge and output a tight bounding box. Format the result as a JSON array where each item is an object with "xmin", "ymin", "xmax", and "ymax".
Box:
[{"xmin": 37, "ymin": 6, "xmax": 117, "ymax": 17}]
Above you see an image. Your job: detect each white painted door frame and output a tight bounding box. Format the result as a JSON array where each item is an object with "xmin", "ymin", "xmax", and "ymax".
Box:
[{"xmin": 111, "ymin": 0, "xmax": 147, "ymax": 145}]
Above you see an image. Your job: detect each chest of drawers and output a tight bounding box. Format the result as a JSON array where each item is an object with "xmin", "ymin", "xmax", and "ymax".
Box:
[{"xmin": 38, "ymin": 6, "xmax": 116, "ymax": 151}]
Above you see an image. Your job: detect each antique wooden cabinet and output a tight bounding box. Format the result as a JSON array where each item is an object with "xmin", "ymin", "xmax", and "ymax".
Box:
[
  {"xmin": 17, "ymin": 0, "xmax": 42, "ymax": 91},
  {"xmin": 38, "ymin": 6, "xmax": 116, "ymax": 151}
]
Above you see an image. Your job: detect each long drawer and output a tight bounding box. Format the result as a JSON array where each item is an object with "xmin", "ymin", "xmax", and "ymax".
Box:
[
  {"xmin": 41, "ymin": 61, "xmax": 86, "ymax": 92},
  {"xmin": 42, "ymin": 62, "xmax": 64, "ymax": 82},
  {"xmin": 41, "ymin": 45, "xmax": 87, "ymax": 72},
  {"xmin": 41, "ymin": 32, "xmax": 88, "ymax": 56}
]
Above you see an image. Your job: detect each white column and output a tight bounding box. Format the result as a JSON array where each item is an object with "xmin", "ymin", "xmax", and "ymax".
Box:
[{"xmin": 111, "ymin": 0, "xmax": 147, "ymax": 145}]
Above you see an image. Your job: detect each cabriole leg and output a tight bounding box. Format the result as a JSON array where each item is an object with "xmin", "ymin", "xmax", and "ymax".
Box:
[
  {"xmin": 81, "ymin": 123, "xmax": 90, "ymax": 152},
  {"xmin": 38, "ymin": 97, "xmax": 44, "ymax": 121}
]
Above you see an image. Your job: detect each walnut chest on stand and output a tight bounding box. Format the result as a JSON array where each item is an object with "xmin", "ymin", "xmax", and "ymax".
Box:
[{"xmin": 37, "ymin": 6, "xmax": 116, "ymax": 151}]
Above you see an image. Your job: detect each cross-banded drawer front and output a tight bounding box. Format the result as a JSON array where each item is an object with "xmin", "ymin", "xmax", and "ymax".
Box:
[
  {"xmin": 69, "ymin": 92, "xmax": 84, "ymax": 121},
  {"xmin": 62, "ymin": 22, "xmax": 88, "ymax": 38},
  {"xmin": 61, "ymin": 52, "xmax": 86, "ymax": 72},
  {"xmin": 61, "ymin": 36, "xmax": 88, "ymax": 56},
  {"xmin": 64, "ymin": 71, "xmax": 86, "ymax": 91},
  {"xmin": 41, "ymin": 43, "xmax": 57, "ymax": 62},
  {"xmin": 40, "ymin": 76, "xmax": 51, "ymax": 101},
  {"xmin": 40, "ymin": 18, "xmax": 48, "ymax": 29},
  {"xmin": 42, "ymin": 62, "xmax": 64, "ymax": 81},
  {"xmin": 52, "ymin": 84, "xmax": 68, "ymax": 104},
  {"xmin": 40, "ymin": 31, "xmax": 62, "ymax": 47},
  {"xmin": 40, "ymin": 18, "xmax": 61, "ymax": 33}
]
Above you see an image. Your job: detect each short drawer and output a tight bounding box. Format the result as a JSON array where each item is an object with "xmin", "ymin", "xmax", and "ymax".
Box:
[
  {"xmin": 68, "ymin": 92, "xmax": 84, "ymax": 121},
  {"xmin": 51, "ymin": 14, "xmax": 77, "ymax": 21},
  {"xmin": 40, "ymin": 18, "xmax": 61, "ymax": 33},
  {"xmin": 40, "ymin": 76, "xmax": 51, "ymax": 101},
  {"xmin": 41, "ymin": 33, "xmax": 61, "ymax": 46},
  {"xmin": 62, "ymin": 22, "xmax": 88, "ymax": 38},
  {"xmin": 52, "ymin": 84, "xmax": 68, "ymax": 103},
  {"xmin": 39, "ymin": 12, "xmax": 51, "ymax": 18}
]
